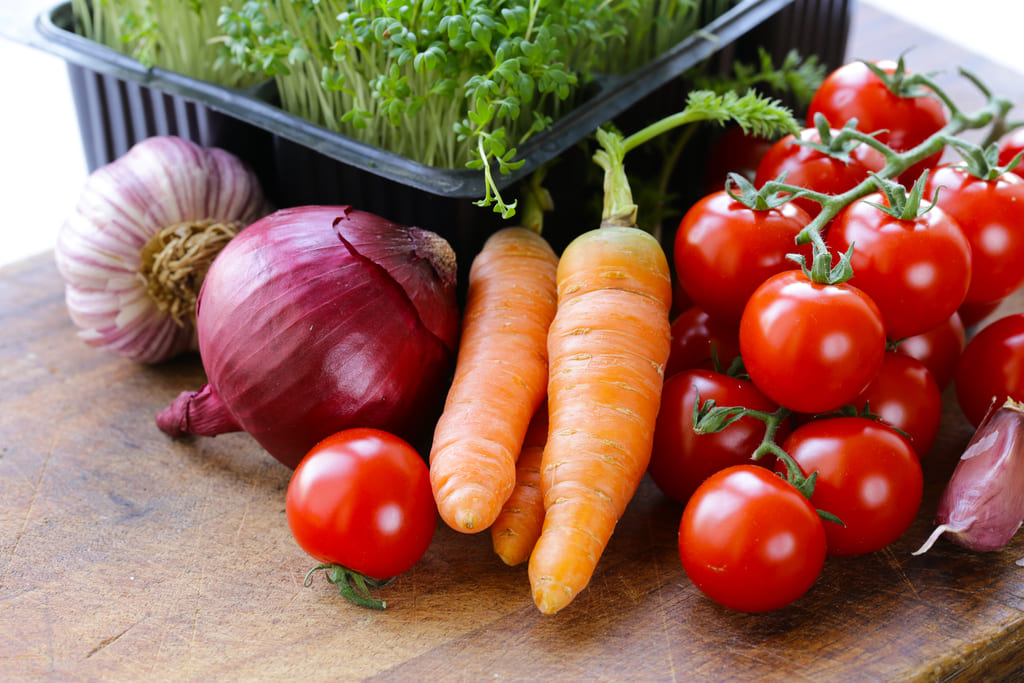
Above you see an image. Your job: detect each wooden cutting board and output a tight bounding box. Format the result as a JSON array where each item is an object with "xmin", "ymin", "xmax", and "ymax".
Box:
[
  {"xmin": 4, "ymin": 253, "xmax": 1024, "ymax": 682},
  {"xmin": 4, "ymin": 5, "xmax": 1024, "ymax": 681}
]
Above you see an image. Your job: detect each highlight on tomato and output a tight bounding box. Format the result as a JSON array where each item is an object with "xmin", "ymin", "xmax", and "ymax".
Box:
[
  {"xmin": 894, "ymin": 312, "xmax": 965, "ymax": 390},
  {"xmin": 739, "ymin": 266, "xmax": 886, "ymax": 415},
  {"xmin": 753, "ymin": 118, "xmax": 886, "ymax": 218},
  {"xmin": 673, "ymin": 176, "xmax": 812, "ymax": 327},
  {"xmin": 852, "ymin": 351, "xmax": 942, "ymax": 459},
  {"xmin": 679, "ymin": 465, "xmax": 827, "ymax": 613},
  {"xmin": 778, "ymin": 417, "xmax": 923, "ymax": 557},
  {"xmin": 825, "ymin": 176, "xmax": 972, "ymax": 341},
  {"xmin": 665, "ymin": 306, "xmax": 741, "ymax": 378},
  {"xmin": 924, "ymin": 161, "xmax": 1024, "ymax": 306},
  {"xmin": 286, "ymin": 428, "xmax": 437, "ymax": 609},
  {"xmin": 806, "ymin": 57, "xmax": 947, "ymax": 186},
  {"xmin": 649, "ymin": 369, "xmax": 787, "ymax": 505},
  {"xmin": 954, "ymin": 313, "xmax": 1024, "ymax": 427},
  {"xmin": 997, "ymin": 126, "xmax": 1024, "ymax": 181}
]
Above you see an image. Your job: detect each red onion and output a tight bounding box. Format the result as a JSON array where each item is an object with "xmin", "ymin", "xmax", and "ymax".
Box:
[
  {"xmin": 55, "ymin": 136, "xmax": 273, "ymax": 363},
  {"xmin": 156, "ymin": 205, "xmax": 460, "ymax": 469},
  {"xmin": 914, "ymin": 398, "xmax": 1024, "ymax": 555}
]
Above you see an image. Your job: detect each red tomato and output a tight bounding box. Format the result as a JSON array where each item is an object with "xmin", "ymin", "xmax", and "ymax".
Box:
[
  {"xmin": 665, "ymin": 306, "xmax": 741, "ymax": 377},
  {"xmin": 754, "ymin": 126, "xmax": 886, "ymax": 218},
  {"xmin": 924, "ymin": 164, "xmax": 1024, "ymax": 305},
  {"xmin": 954, "ymin": 313, "xmax": 1024, "ymax": 427},
  {"xmin": 649, "ymin": 369, "xmax": 786, "ymax": 505},
  {"xmin": 674, "ymin": 190, "xmax": 813, "ymax": 326},
  {"xmin": 997, "ymin": 127, "xmax": 1024, "ymax": 180},
  {"xmin": 779, "ymin": 417, "xmax": 923, "ymax": 556},
  {"xmin": 894, "ymin": 312, "xmax": 965, "ymax": 389},
  {"xmin": 701, "ymin": 125, "xmax": 777, "ymax": 194},
  {"xmin": 739, "ymin": 269, "xmax": 886, "ymax": 414},
  {"xmin": 826, "ymin": 192, "xmax": 972, "ymax": 340},
  {"xmin": 807, "ymin": 60, "xmax": 947, "ymax": 186},
  {"xmin": 959, "ymin": 299, "xmax": 1004, "ymax": 328},
  {"xmin": 852, "ymin": 351, "xmax": 942, "ymax": 458},
  {"xmin": 679, "ymin": 465, "xmax": 827, "ymax": 613},
  {"xmin": 671, "ymin": 276, "xmax": 694, "ymax": 319},
  {"xmin": 286, "ymin": 428, "xmax": 436, "ymax": 580}
]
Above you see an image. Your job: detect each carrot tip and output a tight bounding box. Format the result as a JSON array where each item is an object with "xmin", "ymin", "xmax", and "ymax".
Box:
[
  {"xmin": 454, "ymin": 509, "xmax": 483, "ymax": 532},
  {"xmin": 532, "ymin": 580, "xmax": 574, "ymax": 615}
]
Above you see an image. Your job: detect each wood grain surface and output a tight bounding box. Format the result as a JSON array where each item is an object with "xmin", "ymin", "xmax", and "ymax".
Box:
[{"xmin": 4, "ymin": 3, "xmax": 1024, "ymax": 681}]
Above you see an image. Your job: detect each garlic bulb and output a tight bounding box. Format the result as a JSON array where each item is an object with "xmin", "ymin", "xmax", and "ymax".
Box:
[{"xmin": 55, "ymin": 136, "xmax": 273, "ymax": 363}]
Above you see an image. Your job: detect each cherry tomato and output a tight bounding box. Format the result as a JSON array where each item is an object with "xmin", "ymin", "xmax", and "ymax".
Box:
[
  {"xmin": 924, "ymin": 164, "xmax": 1024, "ymax": 305},
  {"xmin": 701, "ymin": 125, "xmax": 776, "ymax": 194},
  {"xmin": 826, "ymin": 192, "xmax": 972, "ymax": 340},
  {"xmin": 779, "ymin": 417, "xmax": 923, "ymax": 556},
  {"xmin": 665, "ymin": 306, "xmax": 741, "ymax": 377},
  {"xmin": 959, "ymin": 299, "xmax": 1004, "ymax": 328},
  {"xmin": 754, "ymin": 126, "xmax": 886, "ymax": 218},
  {"xmin": 739, "ymin": 269, "xmax": 886, "ymax": 414},
  {"xmin": 894, "ymin": 312, "xmax": 965, "ymax": 389},
  {"xmin": 674, "ymin": 190, "xmax": 813, "ymax": 326},
  {"xmin": 954, "ymin": 313, "xmax": 1024, "ymax": 427},
  {"xmin": 649, "ymin": 369, "xmax": 786, "ymax": 505},
  {"xmin": 807, "ymin": 59, "xmax": 947, "ymax": 186},
  {"xmin": 286, "ymin": 428, "xmax": 436, "ymax": 580},
  {"xmin": 852, "ymin": 351, "xmax": 942, "ymax": 459},
  {"xmin": 670, "ymin": 277, "xmax": 694, "ymax": 319},
  {"xmin": 997, "ymin": 127, "xmax": 1024, "ymax": 180},
  {"xmin": 679, "ymin": 464, "xmax": 827, "ymax": 613}
]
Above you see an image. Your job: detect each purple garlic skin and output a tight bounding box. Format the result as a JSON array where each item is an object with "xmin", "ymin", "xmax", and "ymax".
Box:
[{"xmin": 915, "ymin": 398, "xmax": 1024, "ymax": 554}]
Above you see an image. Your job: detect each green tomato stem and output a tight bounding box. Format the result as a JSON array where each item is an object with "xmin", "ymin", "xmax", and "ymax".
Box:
[{"xmin": 304, "ymin": 564, "xmax": 391, "ymax": 610}]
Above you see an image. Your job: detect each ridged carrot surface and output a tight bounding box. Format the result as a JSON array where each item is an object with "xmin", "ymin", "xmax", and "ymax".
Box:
[
  {"xmin": 429, "ymin": 227, "xmax": 558, "ymax": 533},
  {"xmin": 528, "ymin": 226, "xmax": 672, "ymax": 614},
  {"xmin": 491, "ymin": 404, "xmax": 548, "ymax": 566}
]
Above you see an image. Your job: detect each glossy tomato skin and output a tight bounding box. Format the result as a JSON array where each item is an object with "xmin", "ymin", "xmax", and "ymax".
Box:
[
  {"xmin": 679, "ymin": 465, "xmax": 827, "ymax": 613},
  {"xmin": 997, "ymin": 127, "xmax": 1024, "ymax": 181},
  {"xmin": 954, "ymin": 313, "xmax": 1024, "ymax": 427},
  {"xmin": 807, "ymin": 60, "xmax": 947, "ymax": 186},
  {"xmin": 779, "ymin": 417, "xmax": 923, "ymax": 556},
  {"xmin": 959, "ymin": 299, "xmax": 1004, "ymax": 329},
  {"xmin": 650, "ymin": 369, "xmax": 786, "ymax": 505},
  {"xmin": 924, "ymin": 165, "xmax": 1024, "ymax": 305},
  {"xmin": 894, "ymin": 312, "xmax": 965, "ymax": 389},
  {"xmin": 739, "ymin": 269, "xmax": 886, "ymax": 414},
  {"xmin": 674, "ymin": 190, "xmax": 813, "ymax": 326},
  {"xmin": 826, "ymin": 193, "xmax": 972, "ymax": 340},
  {"xmin": 665, "ymin": 306, "xmax": 741, "ymax": 377},
  {"xmin": 852, "ymin": 351, "xmax": 942, "ymax": 459},
  {"xmin": 701, "ymin": 125, "xmax": 777, "ymax": 194},
  {"xmin": 754, "ymin": 126, "xmax": 886, "ymax": 218},
  {"xmin": 286, "ymin": 428, "xmax": 437, "ymax": 580}
]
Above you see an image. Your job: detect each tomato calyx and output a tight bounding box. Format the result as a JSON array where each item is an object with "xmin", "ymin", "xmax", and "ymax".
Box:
[
  {"xmin": 861, "ymin": 55, "xmax": 942, "ymax": 102},
  {"xmin": 725, "ymin": 172, "xmax": 806, "ymax": 212},
  {"xmin": 948, "ymin": 138, "xmax": 1023, "ymax": 181},
  {"xmin": 796, "ymin": 115, "xmax": 877, "ymax": 164},
  {"xmin": 814, "ymin": 402, "xmax": 913, "ymax": 442},
  {"xmin": 861, "ymin": 171, "xmax": 937, "ymax": 221},
  {"xmin": 787, "ymin": 230, "xmax": 854, "ymax": 286},
  {"xmin": 304, "ymin": 563, "xmax": 394, "ymax": 610},
  {"xmin": 692, "ymin": 393, "xmax": 844, "ymax": 526}
]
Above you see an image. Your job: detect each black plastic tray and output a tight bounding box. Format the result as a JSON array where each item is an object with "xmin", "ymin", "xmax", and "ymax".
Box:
[
  {"xmin": 21, "ymin": 0, "xmax": 850, "ymax": 274},
  {"xmin": 35, "ymin": 0, "xmax": 800, "ymax": 197}
]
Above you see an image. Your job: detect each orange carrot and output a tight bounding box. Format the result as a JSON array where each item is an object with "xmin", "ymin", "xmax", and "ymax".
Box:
[
  {"xmin": 491, "ymin": 403, "xmax": 548, "ymax": 565},
  {"xmin": 429, "ymin": 226, "xmax": 558, "ymax": 533},
  {"xmin": 527, "ymin": 224, "xmax": 672, "ymax": 615}
]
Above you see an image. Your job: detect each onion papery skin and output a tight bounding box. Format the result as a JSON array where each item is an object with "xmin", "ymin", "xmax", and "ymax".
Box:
[
  {"xmin": 55, "ymin": 136, "xmax": 273, "ymax": 363},
  {"xmin": 156, "ymin": 205, "xmax": 460, "ymax": 469}
]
